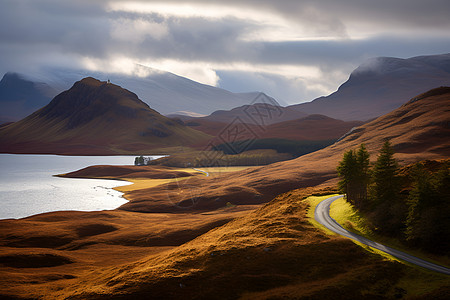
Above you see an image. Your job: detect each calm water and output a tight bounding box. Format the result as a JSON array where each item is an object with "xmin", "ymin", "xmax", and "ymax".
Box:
[{"xmin": 0, "ymin": 154, "xmax": 162, "ymax": 219}]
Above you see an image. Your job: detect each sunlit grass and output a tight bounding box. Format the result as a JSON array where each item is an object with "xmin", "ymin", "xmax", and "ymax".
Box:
[
  {"xmin": 329, "ymin": 197, "xmax": 400, "ymax": 262},
  {"xmin": 329, "ymin": 196, "xmax": 450, "ymax": 267},
  {"xmin": 114, "ymin": 178, "xmax": 187, "ymax": 193},
  {"xmin": 305, "ymin": 194, "xmax": 338, "ymax": 235}
]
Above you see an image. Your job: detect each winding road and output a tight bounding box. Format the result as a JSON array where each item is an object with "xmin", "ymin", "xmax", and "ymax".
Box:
[
  {"xmin": 315, "ymin": 195, "xmax": 450, "ymax": 275},
  {"xmin": 192, "ymin": 168, "xmax": 210, "ymax": 177}
]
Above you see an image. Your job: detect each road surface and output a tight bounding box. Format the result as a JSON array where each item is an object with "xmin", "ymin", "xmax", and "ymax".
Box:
[
  {"xmin": 192, "ymin": 168, "xmax": 209, "ymax": 177},
  {"xmin": 315, "ymin": 195, "xmax": 450, "ymax": 275}
]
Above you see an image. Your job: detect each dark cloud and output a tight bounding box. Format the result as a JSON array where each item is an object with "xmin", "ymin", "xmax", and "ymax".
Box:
[{"xmin": 1, "ymin": 0, "xmax": 450, "ymax": 104}]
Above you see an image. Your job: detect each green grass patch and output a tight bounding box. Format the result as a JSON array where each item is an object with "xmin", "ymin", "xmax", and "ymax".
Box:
[
  {"xmin": 306, "ymin": 194, "xmax": 450, "ymax": 297},
  {"xmin": 329, "ymin": 197, "xmax": 450, "ymax": 268},
  {"xmin": 329, "ymin": 197, "xmax": 401, "ymax": 263}
]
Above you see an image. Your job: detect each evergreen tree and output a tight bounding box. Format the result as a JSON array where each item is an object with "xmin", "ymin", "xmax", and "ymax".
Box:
[
  {"xmin": 337, "ymin": 144, "xmax": 371, "ymax": 208},
  {"xmin": 337, "ymin": 149, "xmax": 358, "ymax": 205},
  {"xmin": 368, "ymin": 140, "xmax": 402, "ymax": 233},
  {"xmin": 406, "ymin": 162, "xmax": 450, "ymax": 253},
  {"xmin": 355, "ymin": 144, "xmax": 371, "ymax": 209},
  {"xmin": 370, "ymin": 140, "xmax": 400, "ymax": 205}
]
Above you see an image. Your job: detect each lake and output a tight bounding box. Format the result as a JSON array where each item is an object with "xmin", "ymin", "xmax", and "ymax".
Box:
[{"xmin": 0, "ymin": 154, "xmax": 162, "ymax": 219}]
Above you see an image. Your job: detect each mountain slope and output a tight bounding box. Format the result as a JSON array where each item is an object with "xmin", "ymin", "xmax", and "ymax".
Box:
[
  {"xmin": 183, "ymin": 114, "xmax": 362, "ymax": 142},
  {"xmin": 0, "ymin": 73, "xmax": 57, "ymax": 123},
  {"xmin": 290, "ymin": 53, "xmax": 450, "ymax": 121},
  {"xmin": 118, "ymin": 87, "xmax": 450, "ymax": 212},
  {"xmin": 0, "ymin": 77, "xmax": 210, "ymax": 155},
  {"xmin": 20, "ymin": 66, "xmax": 268, "ymax": 116}
]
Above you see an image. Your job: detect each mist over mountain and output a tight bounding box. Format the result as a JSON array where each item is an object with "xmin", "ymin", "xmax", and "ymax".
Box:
[
  {"xmin": 290, "ymin": 53, "xmax": 450, "ymax": 121},
  {"xmin": 17, "ymin": 66, "xmax": 267, "ymax": 117},
  {"xmin": 0, "ymin": 73, "xmax": 58, "ymax": 123},
  {"xmin": 0, "ymin": 77, "xmax": 210, "ymax": 155}
]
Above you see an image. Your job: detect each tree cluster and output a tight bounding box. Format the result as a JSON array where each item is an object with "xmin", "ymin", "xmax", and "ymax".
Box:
[{"xmin": 337, "ymin": 141, "xmax": 450, "ymax": 254}]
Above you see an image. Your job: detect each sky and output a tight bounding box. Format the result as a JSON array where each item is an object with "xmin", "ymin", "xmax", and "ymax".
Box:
[{"xmin": 1, "ymin": 0, "xmax": 450, "ymax": 105}]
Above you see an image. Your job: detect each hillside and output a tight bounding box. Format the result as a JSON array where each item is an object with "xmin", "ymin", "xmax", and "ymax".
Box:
[
  {"xmin": 0, "ymin": 77, "xmax": 210, "ymax": 155},
  {"xmin": 290, "ymin": 53, "xmax": 450, "ymax": 121},
  {"xmin": 182, "ymin": 113, "xmax": 361, "ymax": 142},
  {"xmin": 0, "ymin": 72, "xmax": 57, "ymax": 123},
  {"xmin": 118, "ymin": 87, "xmax": 450, "ymax": 212}
]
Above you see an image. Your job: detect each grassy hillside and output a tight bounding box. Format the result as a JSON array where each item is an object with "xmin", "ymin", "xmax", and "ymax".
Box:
[
  {"xmin": 0, "ymin": 77, "xmax": 211, "ymax": 155},
  {"xmin": 2, "ymin": 187, "xmax": 448, "ymax": 299}
]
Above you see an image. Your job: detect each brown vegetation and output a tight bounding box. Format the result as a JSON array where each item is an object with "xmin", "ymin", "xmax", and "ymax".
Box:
[
  {"xmin": 0, "ymin": 87, "xmax": 449, "ymax": 298},
  {"xmin": 0, "ymin": 77, "xmax": 211, "ymax": 155},
  {"xmin": 1, "ymin": 187, "xmax": 449, "ymax": 299}
]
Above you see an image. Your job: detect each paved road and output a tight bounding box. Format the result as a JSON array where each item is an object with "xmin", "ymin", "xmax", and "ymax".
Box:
[
  {"xmin": 192, "ymin": 168, "xmax": 210, "ymax": 177},
  {"xmin": 315, "ymin": 195, "xmax": 450, "ymax": 275}
]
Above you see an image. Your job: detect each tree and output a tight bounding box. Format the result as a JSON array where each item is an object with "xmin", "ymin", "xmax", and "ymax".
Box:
[
  {"xmin": 135, "ymin": 156, "xmax": 145, "ymax": 166},
  {"xmin": 337, "ymin": 144, "xmax": 371, "ymax": 209},
  {"xmin": 355, "ymin": 144, "xmax": 371, "ymax": 209},
  {"xmin": 370, "ymin": 140, "xmax": 400, "ymax": 205},
  {"xmin": 368, "ymin": 140, "xmax": 402, "ymax": 233},
  {"xmin": 406, "ymin": 162, "xmax": 450, "ymax": 253},
  {"xmin": 337, "ymin": 149, "xmax": 358, "ymax": 204}
]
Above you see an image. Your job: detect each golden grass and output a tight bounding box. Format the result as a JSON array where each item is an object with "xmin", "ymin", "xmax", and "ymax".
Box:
[
  {"xmin": 112, "ymin": 167, "xmax": 257, "ymax": 194},
  {"xmin": 200, "ymin": 166, "xmax": 256, "ymax": 174},
  {"xmin": 113, "ymin": 178, "xmax": 186, "ymax": 193},
  {"xmin": 305, "ymin": 194, "xmax": 338, "ymax": 235}
]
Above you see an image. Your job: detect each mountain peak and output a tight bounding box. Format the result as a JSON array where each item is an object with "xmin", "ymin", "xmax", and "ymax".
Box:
[
  {"xmin": 289, "ymin": 53, "xmax": 450, "ymax": 121},
  {"xmin": 77, "ymin": 76, "xmax": 105, "ymax": 87},
  {"xmin": 0, "ymin": 77, "xmax": 210, "ymax": 154},
  {"xmin": 38, "ymin": 77, "xmax": 151, "ymax": 129}
]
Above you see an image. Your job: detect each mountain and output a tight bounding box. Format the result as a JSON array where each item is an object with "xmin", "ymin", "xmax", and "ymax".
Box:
[
  {"xmin": 200, "ymin": 95, "xmax": 306, "ymax": 125},
  {"xmin": 183, "ymin": 114, "xmax": 362, "ymax": 142},
  {"xmin": 289, "ymin": 53, "xmax": 450, "ymax": 121},
  {"xmin": 0, "ymin": 77, "xmax": 210, "ymax": 155},
  {"xmin": 18, "ymin": 66, "xmax": 270, "ymax": 116},
  {"xmin": 172, "ymin": 93, "xmax": 308, "ymax": 132},
  {"xmin": 118, "ymin": 86, "xmax": 450, "ymax": 212},
  {"xmin": 0, "ymin": 72, "xmax": 58, "ymax": 123}
]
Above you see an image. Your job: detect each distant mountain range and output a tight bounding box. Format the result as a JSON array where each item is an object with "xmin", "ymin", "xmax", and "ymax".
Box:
[
  {"xmin": 182, "ymin": 113, "xmax": 362, "ymax": 142},
  {"xmin": 0, "ymin": 73, "xmax": 58, "ymax": 123},
  {"xmin": 0, "ymin": 77, "xmax": 210, "ymax": 155},
  {"xmin": 0, "ymin": 66, "xmax": 265, "ymax": 121},
  {"xmin": 289, "ymin": 53, "xmax": 450, "ymax": 121},
  {"xmin": 2, "ymin": 53, "xmax": 450, "ymax": 124}
]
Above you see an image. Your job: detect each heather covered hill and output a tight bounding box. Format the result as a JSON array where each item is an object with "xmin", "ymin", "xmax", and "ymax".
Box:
[
  {"xmin": 290, "ymin": 53, "xmax": 450, "ymax": 121},
  {"xmin": 0, "ymin": 77, "xmax": 211, "ymax": 155},
  {"xmin": 183, "ymin": 113, "xmax": 362, "ymax": 142},
  {"xmin": 197, "ymin": 97, "xmax": 307, "ymax": 125}
]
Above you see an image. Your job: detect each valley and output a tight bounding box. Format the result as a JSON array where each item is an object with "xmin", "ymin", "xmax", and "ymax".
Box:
[{"xmin": 0, "ymin": 53, "xmax": 449, "ymax": 299}]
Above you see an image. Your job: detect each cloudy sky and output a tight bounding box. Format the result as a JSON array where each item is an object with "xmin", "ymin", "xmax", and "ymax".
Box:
[{"xmin": 1, "ymin": 0, "xmax": 450, "ymax": 104}]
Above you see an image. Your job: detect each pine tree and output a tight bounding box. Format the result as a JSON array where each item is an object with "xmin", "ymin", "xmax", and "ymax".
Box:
[
  {"xmin": 337, "ymin": 149, "xmax": 358, "ymax": 205},
  {"xmin": 355, "ymin": 144, "xmax": 371, "ymax": 209},
  {"xmin": 337, "ymin": 144, "xmax": 371, "ymax": 208},
  {"xmin": 370, "ymin": 140, "xmax": 400, "ymax": 205},
  {"xmin": 368, "ymin": 140, "xmax": 402, "ymax": 233},
  {"xmin": 406, "ymin": 162, "xmax": 450, "ymax": 253}
]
